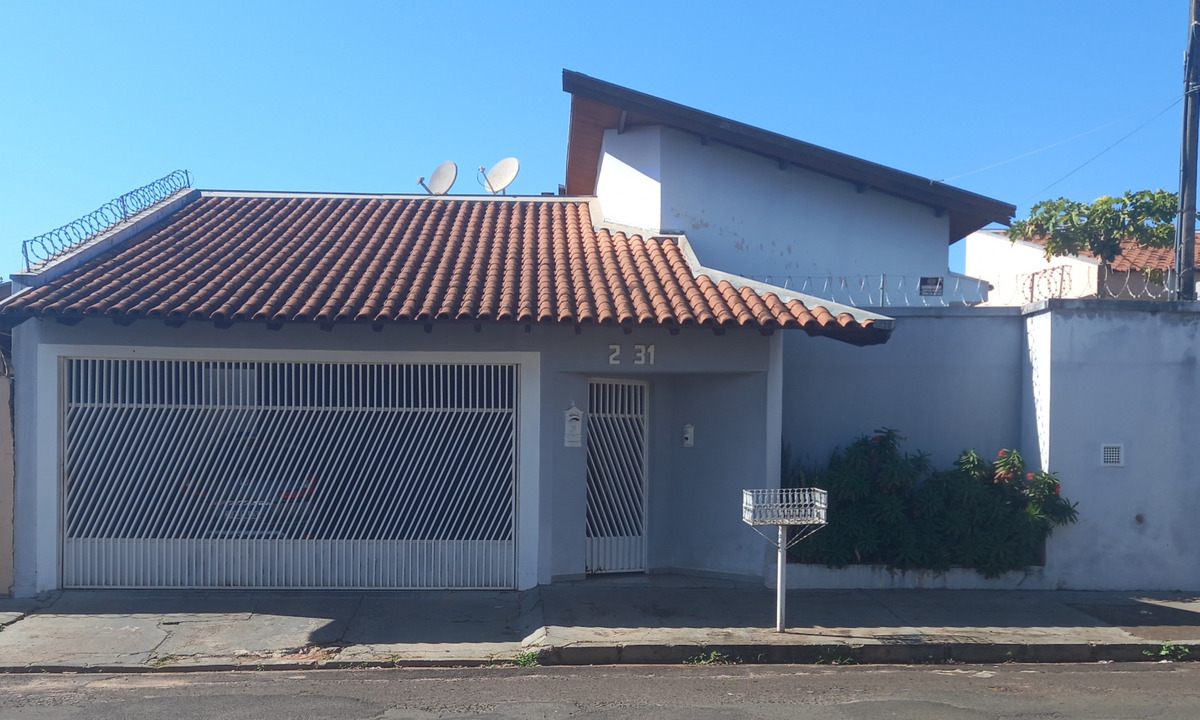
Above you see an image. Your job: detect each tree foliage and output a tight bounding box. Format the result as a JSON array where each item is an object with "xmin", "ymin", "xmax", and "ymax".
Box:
[{"xmin": 1009, "ymin": 189, "xmax": 1177, "ymax": 264}]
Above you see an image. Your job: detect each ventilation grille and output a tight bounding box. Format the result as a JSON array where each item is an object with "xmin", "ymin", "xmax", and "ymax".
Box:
[{"xmin": 1101, "ymin": 443, "xmax": 1124, "ymax": 467}]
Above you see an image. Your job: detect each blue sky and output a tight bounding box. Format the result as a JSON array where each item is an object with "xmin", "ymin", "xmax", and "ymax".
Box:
[{"xmin": 0, "ymin": 1, "xmax": 1188, "ymax": 277}]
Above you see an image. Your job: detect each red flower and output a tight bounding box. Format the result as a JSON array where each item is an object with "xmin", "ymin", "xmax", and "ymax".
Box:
[
  {"xmin": 873, "ymin": 436, "xmax": 881, "ymax": 443},
  {"xmin": 1054, "ymin": 485, "xmax": 1061, "ymax": 495},
  {"xmin": 1026, "ymin": 472, "xmax": 1034, "ymax": 481},
  {"xmin": 998, "ymin": 449, "xmax": 1008, "ymax": 458}
]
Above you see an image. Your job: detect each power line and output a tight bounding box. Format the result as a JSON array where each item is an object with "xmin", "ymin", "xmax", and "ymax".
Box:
[
  {"xmin": 939, "ymin": 100, "xmax": 1174, "ymax": 182},
  {"xmin": 1026, "ymin": 97, "xmax": 1183, "ymax": 202},
  {"xmin": 935, "ymin": 95, "xmax": 1181, "ymax": 186}
]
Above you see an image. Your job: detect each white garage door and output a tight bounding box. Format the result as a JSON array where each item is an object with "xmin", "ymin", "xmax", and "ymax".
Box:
[{"xmin": 61, "ymin": 358, "xmax": 518, "ymax": 589}]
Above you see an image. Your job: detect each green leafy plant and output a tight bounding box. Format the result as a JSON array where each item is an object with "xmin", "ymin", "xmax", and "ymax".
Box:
[
  {"xmin": 513, "ymin": 649, "xmax": 542, "ymax": 667},
  {"xmin": 685, "ymin": 650, "xmax": 737, "ymax": 665},
  {"xmin": 787, "ymin": 430, "xmax": 1079, "ymax": 577},
  {"xmin": 1144, "ymin": 642, "xmax": 1191, "ymax": 661}
]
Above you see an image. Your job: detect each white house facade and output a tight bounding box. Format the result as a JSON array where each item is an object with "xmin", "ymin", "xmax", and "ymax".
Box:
[
  {"xmin": 2, "ymin": 190, "xmax": 889, "ymax": 596},
  {"xmin": 964, "ymin": 229, "xmax": 1101, "ymax": 306}
]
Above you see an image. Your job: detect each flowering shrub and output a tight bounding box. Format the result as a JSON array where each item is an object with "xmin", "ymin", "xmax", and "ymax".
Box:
[{"xmin": 785, "ymin": 429, "xmax": 1079, "ymax": 578}]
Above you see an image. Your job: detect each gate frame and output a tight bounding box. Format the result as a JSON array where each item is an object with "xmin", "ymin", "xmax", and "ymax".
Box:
[{"xmin": 26, "ymin": 343, "xmax": 542, "ymax": 594}]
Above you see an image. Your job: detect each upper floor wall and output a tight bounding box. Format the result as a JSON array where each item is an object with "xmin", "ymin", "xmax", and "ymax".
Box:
[
  {"xmin": 595, "ymin": 125, "xmax": 982, "ymax": 305},
  {"xmin": 564, "ymin": 72, "xmax": 1014, "ymax": 308}
]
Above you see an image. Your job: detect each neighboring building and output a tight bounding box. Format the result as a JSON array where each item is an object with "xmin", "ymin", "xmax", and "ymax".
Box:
[{"xmin": 965, "ymin": 228, "xmax": 1200, "ymax": 305}]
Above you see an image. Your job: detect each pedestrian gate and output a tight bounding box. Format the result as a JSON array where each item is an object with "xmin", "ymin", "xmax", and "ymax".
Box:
[
  {"xmin": 61, "ymin": 358, "xmax": 518, "ymax": 589},
  {"xmin": 585, "ymin": 379, "xmax": 648, "ymax": 574}
]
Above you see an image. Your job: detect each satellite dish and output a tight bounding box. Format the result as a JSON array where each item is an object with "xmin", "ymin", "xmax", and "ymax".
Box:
[
  {"xmin": 417, "ymin": 161, "xmax": 457, "ymax": 195},
  {"xmin": 428, "ymin": 161, "xmax": 457, "ymax": 195},
  {"xmin": 482, "ymin": 157, "xmax": 519, "ymax": 194}
]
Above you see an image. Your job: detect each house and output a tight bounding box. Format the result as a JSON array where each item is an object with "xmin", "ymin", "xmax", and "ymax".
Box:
[
  {"xmin": 0, "ymin": 181, "xmax": 893, "ymax": 595},
  {"xmin": 0, "ymin": 72, "xmax": 1021, "ymax": 597},
  {"xmin": 964, "ymin": 228, "xmax": 1200, "ymax": 305},
  {"xmin": 9, "ymin": 71, "xmax": 1193, "ymax": 597}
]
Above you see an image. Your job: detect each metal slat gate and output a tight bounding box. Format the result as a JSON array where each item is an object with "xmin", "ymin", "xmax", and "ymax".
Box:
[
  {"xmin": 62, "ymin": 358, "xmax": 518, "ymax": 589},
  {"xmin": 585, "ymin": 379, "xmax": 648, "ymax": 574}
]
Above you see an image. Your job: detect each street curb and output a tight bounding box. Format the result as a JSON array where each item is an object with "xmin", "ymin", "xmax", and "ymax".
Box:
[
  {"xmin": 0, "ymin": 653, "xmax": 537, "ymax": 673},
  {"xmin": 537, "ymin": 642, "xmax": 1189, "ymax": 666},
  {"xmin": 0, "ymin": 659, "xmax": 497, "ymax": 674},
  {"xmin": 0, "ymin": 642, "xmax": 1190, "ymax": 673}
]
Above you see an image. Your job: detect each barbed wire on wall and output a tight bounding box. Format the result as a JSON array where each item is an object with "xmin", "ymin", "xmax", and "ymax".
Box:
[
  {"xmin": 761, "ymin": 268, "xmax": 1183, "ymax": 309},
  {"xmin": 760, "ymin": 274, "xmax": 993, "ymax": 308},
  {"xmin": 1100, "ymin": 268, "xmax": 1176, "ymax": 301},
  {"xmin": 984, "ymin": 266, "xmax": 1179, "ymax": 306},
  {"xmin": 1017, "ymin": 266, "xmax": 1075, "ymax": 305},
  {"xmin": 20, "ymin": 170, "xmax": 192, "ymax": 269}
]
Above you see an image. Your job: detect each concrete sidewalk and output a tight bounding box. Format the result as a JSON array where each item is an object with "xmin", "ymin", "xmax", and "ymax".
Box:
[{"xmin": 1, "ymin": 575, "xmax": 1199, "ymax": 671}]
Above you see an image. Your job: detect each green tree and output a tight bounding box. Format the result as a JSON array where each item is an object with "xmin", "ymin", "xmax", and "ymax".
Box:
[{"xmin": 1009, "ymin": 189, "xmax": 1177, "ymax": 263}]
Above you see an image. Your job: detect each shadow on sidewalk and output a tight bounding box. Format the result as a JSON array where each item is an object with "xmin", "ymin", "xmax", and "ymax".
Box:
[{"xmin": 6, "ymin": 577, "xmax": 1200, "ymax": 648}]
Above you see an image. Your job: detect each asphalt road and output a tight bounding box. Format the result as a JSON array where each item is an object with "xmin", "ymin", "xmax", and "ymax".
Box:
[{"xmin": 0, "ymin": 663, "xmax": 1196, "ymax": 719}]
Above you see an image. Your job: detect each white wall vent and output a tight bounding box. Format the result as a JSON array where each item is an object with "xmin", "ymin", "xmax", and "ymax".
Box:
[{"xmin": 1101, "ymin": 443, "xmax": 1124, "ymax": 467}]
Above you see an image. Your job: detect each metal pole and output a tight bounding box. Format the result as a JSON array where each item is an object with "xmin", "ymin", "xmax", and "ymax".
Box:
[
  {"xmin": 776, "ymin": 524, "xmax": 787, "ymax": 632},
  {"xmin": 1177, "ymin": 0, "xmax": 1199, "ymax": 301}
]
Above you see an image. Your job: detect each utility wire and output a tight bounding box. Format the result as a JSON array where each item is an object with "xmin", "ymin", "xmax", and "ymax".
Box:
[
  {"xmin": 935, "ymin": 95, "xmax": 1182, "ymax": 187},
  {"xmin": 1026, "ymin": 96, "xmax": 1183, "ymax": 202},
  {"xmin": 939, "ymin": 106, "xmax": 1167, "ymax": 182}
]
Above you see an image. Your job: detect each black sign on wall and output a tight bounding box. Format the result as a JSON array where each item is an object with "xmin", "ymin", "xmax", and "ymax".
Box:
[{"xmin": 919, "ymin": 277, "xmax": 944, "ymax": 296}]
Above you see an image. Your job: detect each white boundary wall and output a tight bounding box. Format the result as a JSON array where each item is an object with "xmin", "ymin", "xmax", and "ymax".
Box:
[
  {"xmin": 783, "ymin": 307, "xmax": 1024, "ymax": 469},
  {"xmin": 782, "ymin": 302, "xmax": 1200, "ymax": 591},
  {"xmin": 1030, "ymin": 301, "xmax": 1200, "ymax": 590}
]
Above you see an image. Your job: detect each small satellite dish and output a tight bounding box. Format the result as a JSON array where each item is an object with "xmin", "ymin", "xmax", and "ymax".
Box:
[
  {"xmin": 482, "ymin": 157, "xmax": 519, "ymax": 194},
  {"xmin": 418, "ymin": 161, "xmax": 457, "ymax": 195}
]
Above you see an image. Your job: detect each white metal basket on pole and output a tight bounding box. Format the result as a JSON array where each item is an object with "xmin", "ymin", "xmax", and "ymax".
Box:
[{"xmin": 742, "ymin": 488, "xmax": 828, "ymax": 632}]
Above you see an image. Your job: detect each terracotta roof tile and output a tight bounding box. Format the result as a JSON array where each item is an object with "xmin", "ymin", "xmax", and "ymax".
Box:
[
  {"xmin": 1025, "ymin": 233, "xmax": 1200, "ymax": 274},
  {"xmin": 3, "ymin": 194, "xmax": 890, "ymax": 344},
  {"xmin": 1108, "ymin": 236, "xmax": 1200, "ymax": 273}
]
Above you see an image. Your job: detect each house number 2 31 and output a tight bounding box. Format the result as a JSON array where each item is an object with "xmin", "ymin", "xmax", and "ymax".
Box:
[{"xmin": 608, "ymin": 344, "xmax": 656, "ymax": 366}]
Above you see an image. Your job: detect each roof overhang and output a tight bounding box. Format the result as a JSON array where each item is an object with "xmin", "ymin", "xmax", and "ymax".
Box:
[{"xmin": 563, "ymin": 70, "xmax": 1015, "ymax": 242}]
